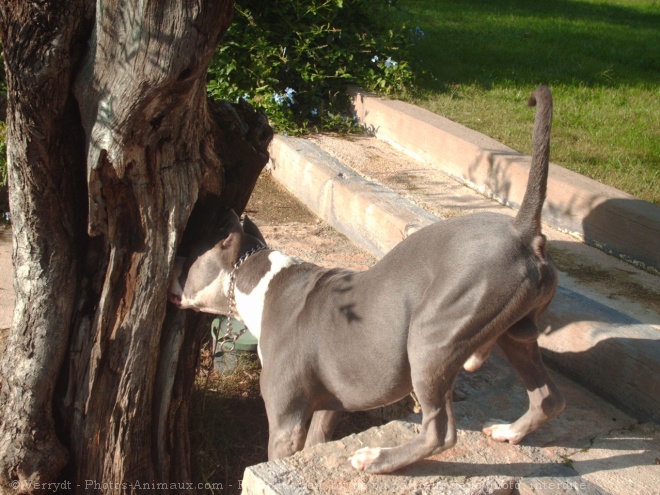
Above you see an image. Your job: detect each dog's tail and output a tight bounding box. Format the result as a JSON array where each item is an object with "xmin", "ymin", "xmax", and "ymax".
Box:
[{"xmin": 514, "ymin": 86, "xmax": 553, "ymax": 245}]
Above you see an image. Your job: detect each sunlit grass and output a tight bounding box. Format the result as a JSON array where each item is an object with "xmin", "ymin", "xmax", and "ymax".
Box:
[{"xmin": 396, "ymin": 0, "xmax": 660, "ymax": 204}]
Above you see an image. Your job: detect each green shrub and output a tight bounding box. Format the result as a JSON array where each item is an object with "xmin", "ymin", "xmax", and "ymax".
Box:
[
  {"xmin": 0, "ymin": 1, "xmax": 418, "ymax": 190},
  {"xmin": 207, "ymin": 0, "xmax": 417, "ymax": 134}
]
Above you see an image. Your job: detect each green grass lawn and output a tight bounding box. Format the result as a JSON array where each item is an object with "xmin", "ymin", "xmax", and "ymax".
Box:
[{"xmin": 395, "ymin": 0, "xmax": 659, "ymax": 204}]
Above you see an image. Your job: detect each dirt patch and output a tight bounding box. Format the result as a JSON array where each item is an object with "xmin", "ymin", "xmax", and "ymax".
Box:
[
  {"xmin": 245, "ymin": 172, "xmax": 317, "ymax": 225},
  {"xmin": 245, "ymin": 172, "xmax": 376, "ymax": 271}
]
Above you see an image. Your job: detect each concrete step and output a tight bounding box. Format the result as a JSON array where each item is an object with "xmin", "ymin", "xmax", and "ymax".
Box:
[
  {"xmin": 348, "ymin": 86, "xmax": 660, "ymax": 273},
  {"xmin": 244, "ymin": 92, "xmax": 660, "ymax": 494},
  {"xmin": 243, "ymin": 348, "xmax": 660, "ymax": 495}
]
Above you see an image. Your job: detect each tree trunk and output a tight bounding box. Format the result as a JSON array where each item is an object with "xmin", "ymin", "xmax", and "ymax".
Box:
[{"xmin": 0, "ymin": 1, "xmax": 272, "ymax": 493}]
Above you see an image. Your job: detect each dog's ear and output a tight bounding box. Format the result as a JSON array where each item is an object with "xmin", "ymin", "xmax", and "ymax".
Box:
[
  {"xmin": 242, "ymin": 215, "xmax": 267, "ymax": 246},
  {"xmin": 220, "ymin": 231, "xmax": 237, "ymax": 249},
  {"xmin": 221, "ymin": 209, "xmax": 244, "ymax": 234},
  {"xmin": 212, "ymin": 210, "xmax": 242, "ymax": 250},
  {"xmin": 218, "ymin": 210, "xmax": 241, "ymax": 247}
]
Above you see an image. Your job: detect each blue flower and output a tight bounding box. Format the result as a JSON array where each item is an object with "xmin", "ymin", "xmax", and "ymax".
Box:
[
  {"xmin": 284, "ymin": 87, "xmax": 296, "ymax": 105},
  {"xmin": 311, "ymin": 108, "xmax": 319, "ymax": 116},
  {"xmin": 242, "ymin": 93, "xmax": 250, "ymax": 100},
  {"xmin": 385, "ymin": 57, "xmax": 398, "ymax": 68},
  {"xmin": 371, "ymin": 55, "xmax": 379, "ymax": 63},
  {"xmin": 273, "ymin": 88, "xmax": 297, "ymax": 107},
  {"xmin": 410, "ymin": 26, "xmax": 425, "ymax": 41}
]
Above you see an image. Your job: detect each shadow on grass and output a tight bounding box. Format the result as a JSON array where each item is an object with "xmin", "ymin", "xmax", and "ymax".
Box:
[{"xmin": 399, "ymin": 0, "xmax": 659, "ymax": 89}]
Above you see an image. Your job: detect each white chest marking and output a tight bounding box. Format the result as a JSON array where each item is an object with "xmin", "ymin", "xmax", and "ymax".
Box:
[{"xmin": 234, "ymin": 251, "xmax": 300, "ymax": 364}]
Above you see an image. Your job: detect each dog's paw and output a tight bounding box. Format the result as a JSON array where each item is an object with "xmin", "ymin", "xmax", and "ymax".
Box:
[
  {"xmin": 349, "ymin": 447, "xmax": 383, "ymax": 471},
  {"xmin": 482, "ymin": 420, "xmax": 524, "ymax": 444}
]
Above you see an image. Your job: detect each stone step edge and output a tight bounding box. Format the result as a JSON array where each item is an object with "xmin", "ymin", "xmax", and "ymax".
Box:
[
  {"xmin": 241, "ymin": 420, "xmax": 606, "ymax": 495},
  {"xmin": 348, "ymin": 86, "xmax": 660, "ymax": 273},
  {"xmin": 267, "ymin": 134, "xmax": 659, "ymax": 424}
]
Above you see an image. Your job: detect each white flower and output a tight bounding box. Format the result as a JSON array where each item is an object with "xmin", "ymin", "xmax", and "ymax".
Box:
[
  {"xmin": 385, "ymin": 57, "xmax": 398, "ymax": 68},
  {"xmin": 273, "ymin": 93, "xmax": 285, "ymax": 105},
  {"xmin": 371, "ymin": 55, "xmax": 379, "ymax": 63}
]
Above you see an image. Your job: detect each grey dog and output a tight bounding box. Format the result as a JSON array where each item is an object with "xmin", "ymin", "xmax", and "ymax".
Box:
[{"xmin": 169, "ymin": 86, "xmax": 564, "ymax": 473}]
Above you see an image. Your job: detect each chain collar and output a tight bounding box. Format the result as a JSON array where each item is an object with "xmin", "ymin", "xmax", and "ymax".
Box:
[{"xmin": 218, "ymin": 244, "xmax": 268, "ymax": 352}]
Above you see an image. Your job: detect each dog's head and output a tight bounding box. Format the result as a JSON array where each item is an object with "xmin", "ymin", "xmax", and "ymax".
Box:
[{"xmin": 168, "ymin": 210, "xmax": 267, "ymax": 314}]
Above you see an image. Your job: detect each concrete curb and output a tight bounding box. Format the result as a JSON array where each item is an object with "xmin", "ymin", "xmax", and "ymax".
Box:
[
  {"xmin": 268, "ymin": 134, "xmax": 659, "ymax": 423},
  {"xmin": 268, "ymin": 136, "xmax": 437, "ymax": 258},
  {"xmin": 348, "ymin": 86, "xmax": 660, "ymax": 272}
]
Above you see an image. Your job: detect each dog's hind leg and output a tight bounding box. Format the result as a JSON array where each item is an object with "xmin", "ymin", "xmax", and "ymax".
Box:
[
  {"xmin": 350, "ymin": 387, "xmax": 456, "ymax": 473},
  {"xmin": 483, "ymin": 319, "xmax": 565, "ymax": 443},
  {"xmin": 349, "ymin": 359, "xmax": 458, "ymax": 474},
  {"xmin": 305, "ymin": 410, "xmax": 343, "ymax": 448}
]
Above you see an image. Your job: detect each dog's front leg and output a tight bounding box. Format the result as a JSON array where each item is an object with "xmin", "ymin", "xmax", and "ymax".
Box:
[
  {"xmin": 263, "ymin": 375, "xmax": 312, "ymax": 459},
  {"xmin": 267, "ymin": 415, "xmax": 308, "ymax": 460},
  {"xmin": 483, "ymin": 322, "xmax": 565, "ymax": 443}
]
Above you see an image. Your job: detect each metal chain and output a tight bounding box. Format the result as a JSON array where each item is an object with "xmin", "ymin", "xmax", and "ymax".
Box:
[
  {"xmin": 217, "ymin": 244, "xmax": 267, "ymax": 353},
  {"xmin": 201, "ymin": 244, "xmax": 268, "ymax": 410}
]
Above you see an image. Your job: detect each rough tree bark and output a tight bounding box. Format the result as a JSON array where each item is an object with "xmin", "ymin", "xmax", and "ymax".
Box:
[{"xmin": 0, "ymin": 1, "xmax": 272, "ymax": 493}]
